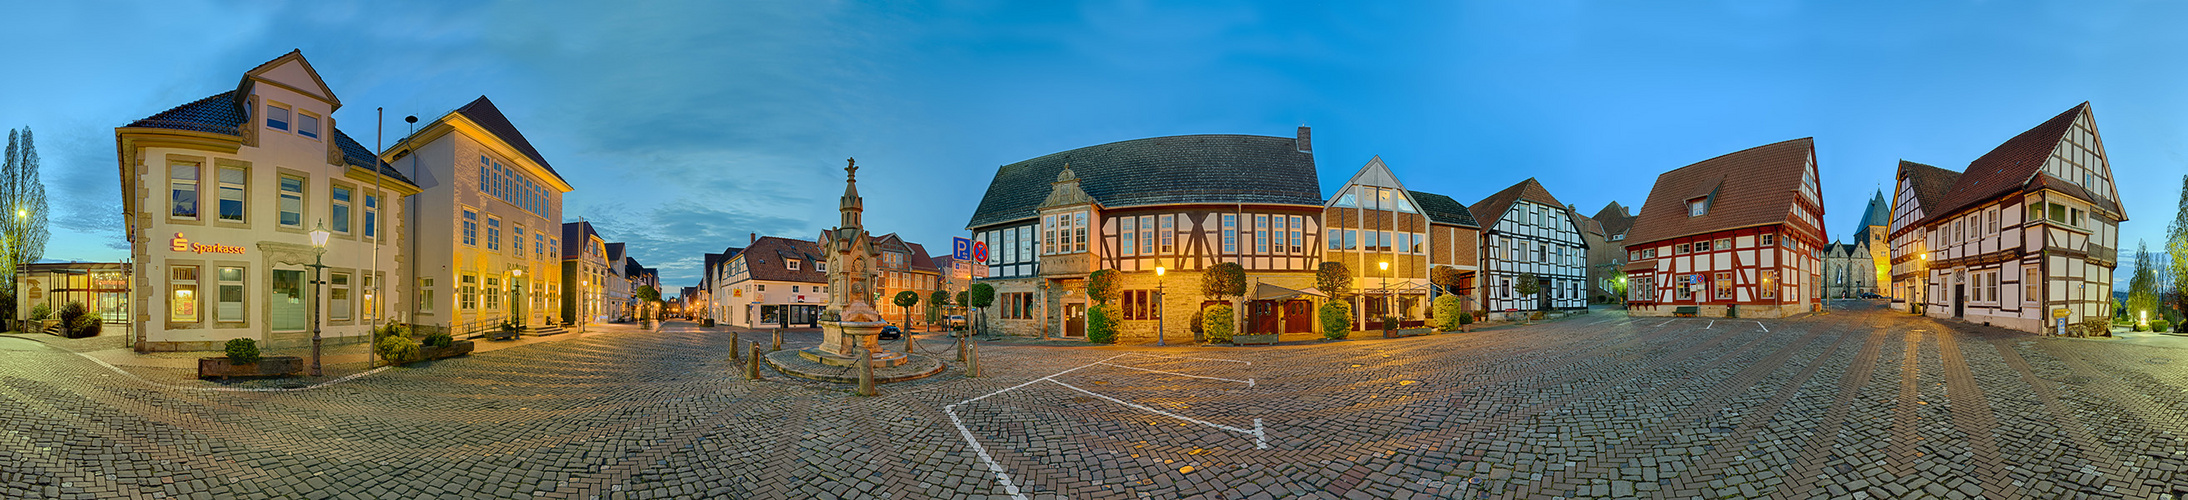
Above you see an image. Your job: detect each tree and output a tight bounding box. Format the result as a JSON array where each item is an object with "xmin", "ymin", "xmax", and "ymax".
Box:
[
  {"xmin": 968, "ymin": 283, "xmax": 996, "ymax": 335},
  {"xmin": 2130, "ymin": 239, "xmax": 2161, "ymax": 326},
  {"xmin": 634, "ymin": 285, "xmax": 661, "ymax": 320},
  {"xmin": 2169, "ymin": 175, "xmax": 2188, "ymax": 331},
  {"xmin": 1, "ymin": 128, "xmax": 49, "ymax": 322},
  {"xmin": 1609, "ymin": 270, "xmax": 1629, "ymax": 304},
  {"xmin": 893, "ymin": 291, "xmax": 919, "ymax": 330},
  {"xmin": 1515, "ymin": 273, "xmax": 1543, "ymax": 312},
  {"xmin": 928, "ymin": 290, "xmax": 950, "ymax": 324},
  {"xmin": 1430, "ymin": 266, "xmax": 1466, "ymax": 295},
  {"xmin": 1315, "ymin": 262, "xmax": 1354, "ymax": 300},
  {"xmin": 1203, "ymin": 262, "xmax": 1248, "ymax": 338},
  {"xmin": 1085, "ymin": 269, "xmax": 1118, "ymax": 305}
]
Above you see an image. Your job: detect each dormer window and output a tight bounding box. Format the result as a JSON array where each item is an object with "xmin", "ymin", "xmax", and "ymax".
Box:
[
  {"xmin": 817, "ymin": 262, "xmax": 827, "ymax": 272},
  {"xmin": 787, "ymin": 259, "xmax": 800, "ymax": 271},
  {"xmin": 1687, "ymin": 197, "xmax": 1709, "ymax": 217}
]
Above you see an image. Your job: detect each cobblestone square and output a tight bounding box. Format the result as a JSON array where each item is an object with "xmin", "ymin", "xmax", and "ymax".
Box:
[{"xmin": 4, "ymin": 303, "xmax": 2188, "ymax": 499}]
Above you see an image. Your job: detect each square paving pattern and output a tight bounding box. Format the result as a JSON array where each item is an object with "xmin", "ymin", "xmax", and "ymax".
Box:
[{"xmin": 3, "ymin": 304, "xmax": 2187, "ymax": 499}]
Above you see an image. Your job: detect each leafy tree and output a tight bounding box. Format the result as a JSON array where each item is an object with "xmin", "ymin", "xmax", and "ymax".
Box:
[
  {"xmin": 2130, "ymin": 239, "xmax": 2161, "ymax": 326},
  {"xmin": 635, "ymin": 285, "xmax": 662, "ymax": 320},
  {"xmin": 1085, "ymin": 269, "xmax": 1118, "ymax": 305},
  {"xmin": 956, "ymin": 291, "xmax": 969, "ymax": 309},
  {"xmin": 1315, "ymin": 262, "xmax": 1354, "ymax": 300},
  {"xmin": 1202, "ymin": 262, "xmax": 1247, "ymax": 300},
  {"xmin": 1608, "ymin": 270, "xmax": 1629, "ymax": 303},
  {"xmin": 1429, "ymin": 266, "xmax": 1466, "ymax": 295},
  {"xmin": 893, "ymin": 290, "xmax": 919, "ymax": 329},
  {"xmin": 2170, "ymin": 175, "xmax": 2188, "ymax": 331},
  {"xmin": 928, "ymin": 290, "xmax": 950, "ymax": 324},
  {"xmin": 1515, "ymin": 273, "xmax": 1543, "ymax": 311},
  {"xmin": 0, "ymin": 128, "xmax": 48, "ymax": 322},
  {"xmin": 968, "ymin": 283, "xmax": 996, "ymax": 335}
]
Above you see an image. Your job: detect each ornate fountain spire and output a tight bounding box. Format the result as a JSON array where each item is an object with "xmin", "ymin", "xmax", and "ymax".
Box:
[{"xmin": 841, "ymin": 157, "xmax": 863, "ymax": 229}]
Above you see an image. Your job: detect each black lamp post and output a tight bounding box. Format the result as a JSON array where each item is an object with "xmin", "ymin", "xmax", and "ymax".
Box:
[
  {"xmin": 1155, "ymin": 266, "xmax": 1167, "ymax": 346},
  {"xmin": 307, "ymin": 220, "xmax": 331, "ymax": 376}
]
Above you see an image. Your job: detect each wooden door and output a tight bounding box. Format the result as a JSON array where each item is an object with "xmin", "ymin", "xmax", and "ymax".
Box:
[
  {"xmin": 1249, "ymin": 301, "xmax": 1278, "ymax": 334},
  {"xmin": 1953, "ymin": 285, "xmax": 1965, "ymax": 318},
  {"xmin": 1065, "ymin": 303, "xmax": 1086, "ymax": 337},
  {"xmin": 1283, "ymin": 300, "xmax": 1311, "ymax": 333}
]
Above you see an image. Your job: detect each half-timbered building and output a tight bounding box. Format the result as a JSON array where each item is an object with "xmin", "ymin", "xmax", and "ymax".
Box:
[
  {"xmin": 1323, "ymin": 157, "xmax": 1434, "ymax": 329},
  {"xmin": 967, "ymin": 129, "xmax": 1324, "ymax": 342},
  {"xmin": 1890, "ymin": 103, "xmax": 2123, "ymax": 333},
  {"xmin": 1887, "ymin": 161, "xmax": 1957, "ymax": 312},
  {"xmin": 1624, "ymin": 138, "xmax": 1826, "ymax": 318},
  {"xmin": 1469, "ymin": 179, "xmax": 1588, "ymax": 319}
]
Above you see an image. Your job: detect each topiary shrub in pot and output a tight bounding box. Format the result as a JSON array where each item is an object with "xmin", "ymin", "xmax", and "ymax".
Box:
[
  {"xmin": 1202, "ymin": 304, "xmax": 1236, "ymax": 344},
  {"xmin": 225, "ymin": 338, "xmax": 262, "ymax": 365},
  {"xmin": 1457, "ymin": 312, "xmax": 1474, "ymax": 332},
  {"xmin": 1188, "ymin": 310, "xmax": 1205, "ymax": 342},
  {"xmin": 1319, "ymin": 301, "xmax": 1350, "ymax": 340},
  {"xmin": 424, "ymin": 331, "xmax": 455, "ymax": 348}
]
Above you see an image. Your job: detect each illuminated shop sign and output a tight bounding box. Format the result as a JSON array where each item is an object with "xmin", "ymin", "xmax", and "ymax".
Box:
[{"xmin": 169, "ymin": 233, "xmax": 245, "ymax": 255}]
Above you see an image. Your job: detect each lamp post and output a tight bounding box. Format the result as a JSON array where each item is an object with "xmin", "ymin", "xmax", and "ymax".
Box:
[
  {"xmin": 307, "ymin": 220, "xmax": 331, "ymax": 376},
  {"xmin": 1379, "ymin": 261, "xmax": 1391, "ymax": 328},
  {"xmin": 512, "ymin": 268, "xmax": 525, "ymax": 328},
  {"xmin": 1155, "ymin": 266, "xmax": 1167, "ymax": 346}
]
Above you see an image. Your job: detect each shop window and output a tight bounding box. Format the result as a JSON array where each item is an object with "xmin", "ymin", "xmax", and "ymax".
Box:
[
  {"xmin": 170, "ymin": 162, "xmax": 200, "ymax": 219},
  {"xmin": 217, "ymin": 267, "xmax": 244, "ymax": 323},
  {"xmin": 272, "ymin": 270, "xmax": 306, "ymax": 331},
  {"xmin": 362, "ymin": 275, "xmax": 377, "ymax": 321},
  {"xmin": 170, "ymin": 266, "xmax": 200, "ymax": 323},
  {"xmin": 278, "ymin": 175, "xmax": 304, "ymax": 228},
  {"xmin": 217, "ymin": 166, "xmax": 245, "ymax": 222},
  {"xmin": 330, "ymin": 272, "xmax": 351, "ymax": 321},
  {"xmin": 1760, "ymin": 270, "xmax": 1777, "ymax": 299},
  {"xmin": 1714, "ymin": 272, "xmax": 1733, "ymax": 300},
  {"xmin": 1676, "ymin": 275, "xmax": 1694, "ymax": 301}
]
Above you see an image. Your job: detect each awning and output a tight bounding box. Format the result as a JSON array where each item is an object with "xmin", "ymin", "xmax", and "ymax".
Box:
[
  {"xmin": 1362, "ymin": 280, "xmax": 1431, "ymax": 295},
  {"xmin": 1250, "ymin": 282, "xmax": 1327, "ymax": 301}
]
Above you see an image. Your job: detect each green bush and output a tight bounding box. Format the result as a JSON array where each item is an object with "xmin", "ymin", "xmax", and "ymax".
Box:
[
  {"xmin": 68, "ymin": 315, "xmax": 101, "ymax": 338},
  {"xmin": 1319, "ymin": 302, "xmax": 1351, "ymax": 340},
  {"xmin": 376, "ymin": 334, "xmax": 420, "ymax": 364},
  {"xmin": 375, "ymin": 322, "xmax": 411, "ymax": 341},
  {"xmin": 1381, "ymin": 315, "xmax": 1400, "ymax": 332},
  {"xmin": 1432, "ymin": 295, "xmax": 1463, "ymax": 331},
  {"xmin": 2134, "ymin": 322, "xmax": 2149, "ymax": 332},
  {"xmin": 56, "ymin": 302, "xmax": 86, "ymax": 336},
  {"xmin": 2154, "ymin": 320, "xmax": 2173, "ymax": 334},
  {"xmin": 28, "ymin": 303, "xmax": 51, "ymax": 321},
  {"xmin": 424, "ymin": 331, "xmax": 455, "ymax": 348},
  {"xmin": 225, "ymin": 338, "xmax": 262, "ymax": 365},
  {"xmin": 1458, "ymin": 312, "xmax": 1474, "ymax": 326},
  {"xmin": 1202, "ymin": 304, "xmax": 1236, "ymax": 343},
  {"xmin": 1086, "ymin": 304, "xmax": 1118, "ymax": 344},
  {"xmin": 1189, "ymin": 310, "xmax": 1205, "ymax": 335}
]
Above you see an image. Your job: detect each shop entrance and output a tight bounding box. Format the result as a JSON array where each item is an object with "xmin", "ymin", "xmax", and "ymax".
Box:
[{"xmin": 1064, "ymin": 303, "xmax": 1086, "ymax": 337}]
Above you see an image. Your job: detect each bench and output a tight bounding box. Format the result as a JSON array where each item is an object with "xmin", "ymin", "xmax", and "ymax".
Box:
[{"xmin": 1673, "ymin": 306, "xmax": 1699, "ymax": 317}]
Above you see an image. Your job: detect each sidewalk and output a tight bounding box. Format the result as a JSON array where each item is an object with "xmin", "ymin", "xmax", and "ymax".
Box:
[{"xmin": 1, "ymin": 321, "xmax": 677, "ymax": 386}]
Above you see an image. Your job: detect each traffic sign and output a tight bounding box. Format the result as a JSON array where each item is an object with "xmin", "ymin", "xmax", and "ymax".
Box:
[
  {"xmin": 953, "ymin": 237, "xmax": 972, "ymax": 260},
  {"xmin": 972, "ymin": 240, "xmax": 989, "ymax": 262}
]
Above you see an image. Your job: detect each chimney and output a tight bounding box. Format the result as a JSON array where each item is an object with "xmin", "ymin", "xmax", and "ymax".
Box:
[
  {"xmin": 750, "ymin": 232, "xmax": 757, "ymax": 245},
  {"xmin": 1296, "ymin": 126, "xmax": 1312, "ymax": 153}
]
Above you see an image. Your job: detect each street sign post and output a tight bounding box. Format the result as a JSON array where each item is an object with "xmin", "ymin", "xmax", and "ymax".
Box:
[
  {"xmin": 972, "ymin": 241, "xmax": 988, "ymax": 263},
  {"xmin": 952, "ymin": 237, "xmax": 972, "ymax": 260}
]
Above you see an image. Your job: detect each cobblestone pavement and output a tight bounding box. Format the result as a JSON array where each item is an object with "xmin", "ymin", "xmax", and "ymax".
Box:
[{"xmin": 3, "ymin": 305, "xmax": 2188, "ymax": 499}]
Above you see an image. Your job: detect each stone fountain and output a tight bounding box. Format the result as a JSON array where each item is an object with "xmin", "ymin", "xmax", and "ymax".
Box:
[{"xmin": 764, "ymin": 159, "xmax": 943, "ymax": 383}]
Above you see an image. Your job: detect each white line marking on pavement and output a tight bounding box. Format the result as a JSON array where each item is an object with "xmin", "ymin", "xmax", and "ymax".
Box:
[
  {"xmin": 1707, "ymin": 320, "xmax": 1715, "ymax": 329},
  {"xmin": 1655, "ymin": 320, "xmax": 1674, "ymax": 327},
  {"xmin": 1123, "ymin": 352, "xmax": 1251, "ymax": 365},
  {"xmin": 1756, "ymin": 321, "xmax": 1769, "ymax": 332},
  {"xmin": 1051, "ymin": 380, "xmax": 1268, "ymax": 449},
  {"xmin": 1, "ymin": 336, "xmax": 390, "ymax": 392},
  {"xmin": 944, "ymin": 353, "xmax": 1133, "ymax": 500},
  {"xmin": 1098, "ymin": 362, "xmax": 1255, "ymax": 387}
]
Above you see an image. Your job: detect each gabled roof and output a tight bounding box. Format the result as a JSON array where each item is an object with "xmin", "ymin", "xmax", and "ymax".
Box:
[
  {"xmin": 740, "ymin": 236, "xmax": 825, "ymax": 284},
  {"xmin": 968, "ymin": 133, "xmax": 1321, "ymax": 228},
  {"xmin": 1898, "ymin": 160, "xmax": 1961, "ymax": 213},
  {"xmin": 124, "ymin": 93, "xmax": 417, "ymax": 189},
  {"xmin": 561, "ymin": 221, "xmax": 602, "ymax": 260},
  {"xmin": 1929, "ymin": 103, "xmax": 2089, "ymax": 219},
  {"xmin": 451, "ymin": 96, "xmax": 567, "ymax": 184},
  {"xmin": 1467, "ymin": 178, "xmax": 1567, "ymax": 228},
  {"xmin": 1592, "ymin": 202, "xmax": 1638, "ymax": 237},
  {"xmin": 241, "ymin": 49, "xmax": 339, "ymax": 108},
  {"xmin": 604, "ymin": 242, "xmax": 627, "ymax": 264},
  {"xmin": 1407, "ymin": 190, "xmax": 1480, "ymax": 228},
  {"xmin": 1626, "ymin": 138, "xmax": 1818, "ymax": 245}
]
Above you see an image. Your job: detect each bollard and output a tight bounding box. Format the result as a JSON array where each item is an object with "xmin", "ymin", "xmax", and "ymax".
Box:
[
  {"xmin": 730, "ymin": 332, "xmax": 741, "ymax": 361},
  {"xmin": 772, "ymin": 329, "xmax": 783, "ymax": 352},
  {"xmin": 857, "ymin": 348, "xmax": 877, "ymax": 396},
  {"xmin": 905, "ymin": 329, "xmax": 918, "ymax": 355},
  {"xmin": 966, "ymin": 339, "xmax": 981, "ymax": 378},
  {"xmin": 746, "ymin": 342, "xmax": 763, "ymax": 380},
  {"xmin": 955, "ymin": 336, "xmax": 967, "ymax": 362}
]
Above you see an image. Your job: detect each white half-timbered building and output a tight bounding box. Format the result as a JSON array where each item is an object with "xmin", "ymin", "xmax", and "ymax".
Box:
[{"xmin": 1469, "ymin": 178, "xmax": 1587, "ymax": 319}]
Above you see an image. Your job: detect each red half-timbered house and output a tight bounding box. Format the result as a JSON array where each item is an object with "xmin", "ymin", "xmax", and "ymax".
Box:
[{"xmin": 1624, "ymin": 138, "xmax": 1826, "ymax": 318}]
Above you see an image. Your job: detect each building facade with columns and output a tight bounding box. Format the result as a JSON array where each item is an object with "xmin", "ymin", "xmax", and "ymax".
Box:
[
  {"xmin": 116, "ymin": 50, "xmax": 419, "ymax": 351},
  {"xmin": 966, "ymin": 129, "xmax": 1324, "ymax": 343}
]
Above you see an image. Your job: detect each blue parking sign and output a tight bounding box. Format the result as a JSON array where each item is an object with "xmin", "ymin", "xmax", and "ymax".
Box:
[{"xmin": 953, "ymin": 237, "xmax": 972, "ymax": 260}]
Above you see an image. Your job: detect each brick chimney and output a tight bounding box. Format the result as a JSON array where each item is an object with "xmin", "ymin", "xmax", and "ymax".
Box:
[
  {"xmin": 749, "ymin": 232, "xmax": 756, "ymax": 245},
  {"xmin": 1296, "ymin": 126, "xmax": 1312, "ymax": 153}
]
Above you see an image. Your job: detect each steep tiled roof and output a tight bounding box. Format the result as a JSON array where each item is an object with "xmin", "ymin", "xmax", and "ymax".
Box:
[
  {"xmin": 1626, "ymin": 138, "xmax": 1819, "ymax": 245},
  {"xmin": 1899, "ymin": 161, "xmax": 1961, "ymax": 214},
  {"xmin": 332, "ymin": 129, "xmax": 417, "ymax": 187},
  {"xmin": 968, "ymin": 134, "xmax": 1321, "ymax": 228},
  {"xmin": 125, "ymin": 91, "xmax": 249, "ymax": 135},
  {"xmin": 1467, "ymin": 178, "xmax": 1567, "ymax": 229},
  {"xmin": 1408, "ymin": 190, "xmax": 1480, "ymax": 228},
  {"xmin": 451, "ymin": 96, "xmax": 567, "ymax": 184},
  {"xmin": 1858, "ymin": 190, "xmax": 1890, "ymax": 227},
  {"xmin": 742, "ymin": 236, "xmax": 825, "ymax": 284},
  {"xmin": 1591, "ymin": 202, "xmax": 1637, "ymax": 237},
  {"xmin": 1928, "ymin": 103, "xmax": 2085, "ymax": 219}
]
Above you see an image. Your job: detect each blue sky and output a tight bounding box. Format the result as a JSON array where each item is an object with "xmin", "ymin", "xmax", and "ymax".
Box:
[{"xmin": 3, "ymin": 1, "xmax": 2183, "ymax": 289}]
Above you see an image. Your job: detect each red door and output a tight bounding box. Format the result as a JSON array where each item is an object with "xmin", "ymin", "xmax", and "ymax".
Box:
[
  {"xmin": 1249, "ymin": 301, "xmax": 1279, "ymax": 334},
  {"xmin": 1283, "ymin": 300, "xmax": 1312, "ymax": 333}
]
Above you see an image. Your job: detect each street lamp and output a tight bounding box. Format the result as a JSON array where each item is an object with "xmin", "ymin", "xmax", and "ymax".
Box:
[
  {"xmin": 307, "ymin": 220, "xmax": 331, "ymax": 376},
  {"xmin": 1155, "ymin": 266, "xmax": 1167, "ymax": 346},
  {"xmin": 1379, "ymin": 261, "xmax": 1391, "ymax": 328}
]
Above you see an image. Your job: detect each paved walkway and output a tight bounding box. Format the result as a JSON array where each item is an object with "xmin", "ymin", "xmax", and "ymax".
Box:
[{"xmin": 2, "ymin": 311, "xmax": 2186, "ymax": 499}]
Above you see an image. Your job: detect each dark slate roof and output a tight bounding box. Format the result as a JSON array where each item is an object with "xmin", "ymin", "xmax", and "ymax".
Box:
[
  {"xmin": 1407, "ymin": 190, "xmax": 1480, "ymax": 228},
  {"xmin": 126, "ymin": 90, "xmax": 417, "ymax": 188},
  {"xmin": 451, "ymin": 96, "xmax": 568, "ymax": 184},
  {"xmin": 1928, "ymin": 103, "xmax": 2084, "ymax": 220},
  {"xmin": 1591, "ymin": 202, "xmax": 1638, "ymax": 237},
  {"xmin": 624, "ymin": 257, "xmax": 645, "ymax": 277},
  {"xmin": 604, "ymin": 242, "xmax": 626, "ymax": 264},
  {"xmin": 742, "ymin": 237, "xmax": 825, "ymax": 284},
  {"xmin": 1858, "ymin": 190, "xmax": 1890, "ymax": 228},
  {"xmin": 1626, "ymin": 138, "xmax": 1820, "ymax": 245},
  {"xmin": 562, "ymin": 221, "xmax": 601, "ymax": 260},
  {"xmin": 125, "ymin": 91, "xmax": 248, "ymax": 135},
  {"xmin": 1468, "ymin": 178, "xmax": 1568, "ymax": 229},
  {"xmin": 967, "ymin": 134, "xmax": 1321, "ymax": 228}
]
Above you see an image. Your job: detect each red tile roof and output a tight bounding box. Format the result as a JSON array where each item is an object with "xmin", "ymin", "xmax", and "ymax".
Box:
[
  {"xmin": 1927, "ymin": 103, "xmax": 2086, "ymax": 220},
  {"xmin": 1896, "ymin": 160, "xmax": 1961, "ymax": 217},
  {"xmin": 742, "ymin": 236, "xmax": 826, "ymax": 284},
  {"xmin": 1625, "ymin": 138, "xmax": 1820, "ymax": 246},
  {"xmin": 1467, "ymin": 178, "xmax": 1568, "ymax": 229}
]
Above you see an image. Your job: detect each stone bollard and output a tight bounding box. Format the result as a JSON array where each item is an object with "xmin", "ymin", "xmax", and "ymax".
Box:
[
  {"xmin": 905, "ymin": 329, "xmax": 918, "ymax": 355},
  {"xmin": 746, "ymin": 342, "xmax": 763, "ymax": 380},
  {"xmin": 857, "ymin": 348, "xmax": 877, "ymax": 396},
  {"xmin": 772, "ymin": 329, "xmax": 783, "ymax": 352},
  {"xmin": 966, "ymin": 339, "xmax": 982, "ymax": 378},
  {"xmin": 955, "ymin": 336, "xmax": 967, "ymax": 362},
  {"xmin": 730, "ymin": 332, "xmax": 741, "ymax": 361}
]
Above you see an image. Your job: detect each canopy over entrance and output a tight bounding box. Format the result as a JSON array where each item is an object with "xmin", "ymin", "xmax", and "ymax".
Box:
[{"xmin": 1250, "ymin": 282, "xmax": 1327, "ymax": 301}]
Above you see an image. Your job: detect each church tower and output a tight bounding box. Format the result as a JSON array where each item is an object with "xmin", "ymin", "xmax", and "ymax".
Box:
[{"xmin": 1856, "ymin": 189, "xmax": 1891, "ymax": 294}]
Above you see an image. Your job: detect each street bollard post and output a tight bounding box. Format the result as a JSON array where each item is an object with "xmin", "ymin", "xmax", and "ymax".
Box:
[
  {"xmin": 857, "ymin": 348, "xmax": 877, "ymax": 396},
  {"xmin": 747, "ymin": 342, "xmax": 763, "ymax": 380},
  {"xmin": 955, "ymin": 336, "xmax": 966, "ymax": 363},
  {"xmin": 966, "ymin": 339, "xmax": 981, "ymax": 378},
  {"xmin": 730, "ymin": 332, "xmax": 741, "ymax": 361},
  {"xmin": 772, "ymin": 329, "xmax": 783, "ymax": 352}
]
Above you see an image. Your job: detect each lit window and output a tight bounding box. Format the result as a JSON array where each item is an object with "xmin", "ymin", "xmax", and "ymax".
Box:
[{"xmin": 171, "ymin": 266, "xmax": 200, "ymax": 323}]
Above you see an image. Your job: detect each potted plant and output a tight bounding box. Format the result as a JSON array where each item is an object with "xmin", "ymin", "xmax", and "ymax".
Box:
[
  {"xmin": 198, "ymin": 338, "xmax": 304, "ymax": 379},
  {"xmin": 1457, "ymin": 312, "xmax": 1474, "ymax": 333},
  {"xmin": 1380, "ymin": 315, "xmax": 1400, "ymax": 338}
]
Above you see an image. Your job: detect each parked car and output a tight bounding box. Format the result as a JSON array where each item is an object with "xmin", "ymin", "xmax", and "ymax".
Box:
[
  {"xmin": 946, "ymin": 315, "xmax": 967, "ymax": 329},
  {"xmin": 1859, "ymin": 292, "xmax": 1882, "ymax": 299},
  {"xmin": 878, "ymin": 325, "xmax": 902, "ymax": 340}
]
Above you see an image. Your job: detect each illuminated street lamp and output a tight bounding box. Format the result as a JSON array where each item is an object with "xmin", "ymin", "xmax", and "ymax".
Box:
[
  {"xmin": 307, "ymin": 220, "xmax": 331, "ymax": 376},
  {"xmin": 1155, "ymin": 266, "xmax": 1167, "ymax": 346},
  {"xmin": 1379, "ymin": 261, "xmax": 1391, "ymax": 328}
]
